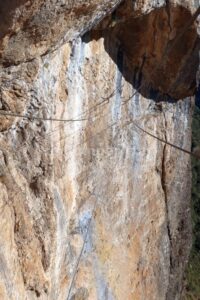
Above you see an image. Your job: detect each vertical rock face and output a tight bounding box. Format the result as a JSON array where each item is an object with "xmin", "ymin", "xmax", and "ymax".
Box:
[{"xmin": 0, "ymin": 0, "xmax": 199, "ymax": 299}]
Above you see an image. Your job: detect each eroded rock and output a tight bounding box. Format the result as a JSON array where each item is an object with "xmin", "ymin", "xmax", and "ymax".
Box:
[
  {"xmin": 93, "ymin": 1, "xmax": 200, "ymax": 100},
  {"xmin": 0, "ymin": 0, "xmax": 198, "ymax": 299},
  {"xmin": 0, "ymin": 0, "xmax": 123, "ymax": 65}
]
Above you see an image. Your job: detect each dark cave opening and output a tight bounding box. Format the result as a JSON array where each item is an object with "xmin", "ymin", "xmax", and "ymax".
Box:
[{"xmin": 195, "ymin": 85, "xmax": 200, "ymax": 108}]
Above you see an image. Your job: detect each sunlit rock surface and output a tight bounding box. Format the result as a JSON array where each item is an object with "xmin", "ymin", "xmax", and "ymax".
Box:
[{"xmin": 0, "ymin": 0, "xmax": 199, "ymax": 299}]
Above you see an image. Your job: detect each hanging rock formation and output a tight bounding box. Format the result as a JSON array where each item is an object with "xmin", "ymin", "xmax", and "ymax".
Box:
[{"xmin": 0, "ymin": 0, "xmax": 199, "ymax": 299}]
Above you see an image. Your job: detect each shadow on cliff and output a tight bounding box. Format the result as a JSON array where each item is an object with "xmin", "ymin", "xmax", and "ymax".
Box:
[
  {"xmin": 83, "ymin": 3, "xmax": 200, "ymax": 102},
  {"xmin": 196, "ymin": 85, "xmax": 200, "ymax": 108}
]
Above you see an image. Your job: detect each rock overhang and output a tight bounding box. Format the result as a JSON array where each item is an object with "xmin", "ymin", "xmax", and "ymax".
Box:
[
  {"xmin": 0, "ymin": 0, "xmax": 199, "ymax": 101},
  {"xmin": 0, "ymin": 0, "xmax": 124, "ymax": 65},
  {"xmin": 91, "ymin": 1, "xmax": 200, "ymax": 101}
]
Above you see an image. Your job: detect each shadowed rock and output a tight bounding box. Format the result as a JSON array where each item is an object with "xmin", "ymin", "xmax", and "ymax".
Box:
[{"xmin": 89, "ymin": 3, "xmax": 200, "ymax": 101}]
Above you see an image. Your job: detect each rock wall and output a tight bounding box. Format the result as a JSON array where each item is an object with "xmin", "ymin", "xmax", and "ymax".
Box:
[
  {"xmin": 0, "ymin": 0, "xmax": 199, "ymax": 299},
  {"xmin": 0, "ymin": 0, "xmax": 122, "ymax": 64}
]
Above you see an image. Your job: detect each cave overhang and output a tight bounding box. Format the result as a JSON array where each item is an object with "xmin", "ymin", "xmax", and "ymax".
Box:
[{"xmin": 0, "ymin": 0, "xmax": 199, "ymax": 101}]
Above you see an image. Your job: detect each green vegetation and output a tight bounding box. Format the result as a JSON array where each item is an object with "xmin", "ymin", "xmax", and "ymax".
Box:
[{"xmin": 185, "ymin": 106, "xmax": 200, "ymax": 299}]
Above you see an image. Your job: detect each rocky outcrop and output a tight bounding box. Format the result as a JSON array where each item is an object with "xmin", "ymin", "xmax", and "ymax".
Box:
[
  {"xmin": 94, "ymin": 3, "xmax": 199, "ymax": 100},
  {"xmin": 0, "ymin": 0, "xmax": 199, "ymax": 299},
  {"xmin": 0, "ymin": 0, "xmax": 122, "ymax": 65}
]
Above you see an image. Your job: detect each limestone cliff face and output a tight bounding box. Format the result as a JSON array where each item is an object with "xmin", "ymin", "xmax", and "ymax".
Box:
[{"xmin": 0, "ymin": 0, "xmax": 199, "ymax": 299}]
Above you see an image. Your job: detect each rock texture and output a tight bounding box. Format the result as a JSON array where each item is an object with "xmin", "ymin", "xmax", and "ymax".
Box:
[
  {"xmin": 97, "ymin": 3, "xmax": 199, "ymax": 100},
  {"xmin": 0, "ymin": 0, "xmax": 199, "ymax": 299},
  {"xmin": 0, "ymin": 0, "xmax": 122, "ymax": 65}
]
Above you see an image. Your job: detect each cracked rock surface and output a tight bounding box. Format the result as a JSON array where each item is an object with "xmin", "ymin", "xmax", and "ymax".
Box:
[{"xmin": 0, "ymin": 0, "xmax": 198, "ymax": 299}]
